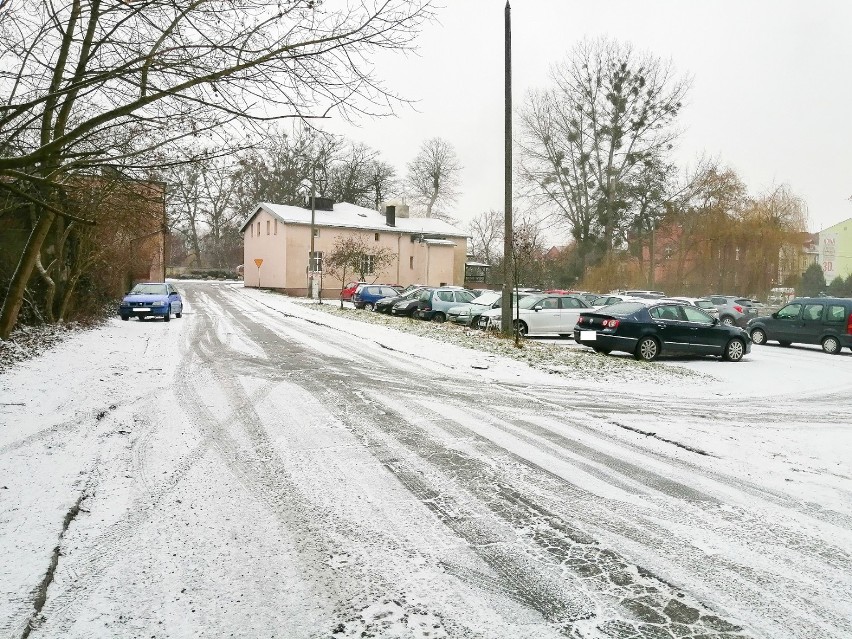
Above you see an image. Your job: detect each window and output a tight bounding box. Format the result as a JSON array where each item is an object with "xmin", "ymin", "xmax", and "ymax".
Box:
[
  {"xmin": 309, "ymin": 251, "xmax": 323, "ymax": 272},
  {"xmin": 651, "ymin": 306, "xmax": 682, "ymax": 321},
  {"xmin": 313, "ymin": 228, "xmax": 320, "ymax": 238},
  {"xmin": 437, "ymin": 291, "xmax": 454, "ymax": 302},
  {"xmin": 266, "ymin": 220, "xmax": 270, "ymax": 235},
  {"xmin": 539, "ymin": 297, "xmax": 559, "ymax": 310},
  {"xmin": 257, "ymin": 222, "xmax": 260, "ymax": 236},
  {"xmin": 682, "ymin": 306, "xmax": 712, "ymax": 323},
  {"xmin": 803, "ymin": 304, "xmax": 824, "ymax": 321},
  {"xmin": 457, "ymin": 291, "xmax": 475, "ymax": 303},
  {"xmin": 409, "ymin": 256, "xmax": 414, "ymax": 269},
  {"xmin": 561, "ymin": 297, "xmax": 582, "ymax": 309},
  {"xmin": 250, "ymin": 224, "xmax": 253, "ymax": 237},
  {"xmin": 274, "ymin": 219, "xmax": 278, "ymax": 235},
  {"xmin": 826, "ymin": 305, "xmax": 847, "ymax": 323},
  {"xmin": 360, "ymin": 254, "xmax": 375, "ymax": 274},
  {"xmin": 777, "ymin": 303, "xmax": 802, "ymax": 320},
  {"xmin": 374, "ymin": 233, "xmax": 380, "ymax": 241}
]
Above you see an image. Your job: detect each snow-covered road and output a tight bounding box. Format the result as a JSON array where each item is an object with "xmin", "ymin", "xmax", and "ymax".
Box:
[{"xmin": 1, "ymin": 282, "xmax": 850, "ymax": 638}]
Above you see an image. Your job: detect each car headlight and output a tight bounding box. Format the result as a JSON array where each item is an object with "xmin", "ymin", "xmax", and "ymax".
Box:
[{"xmin": 151, "ymin": 301, "xmax": 165, "ymax": 307}]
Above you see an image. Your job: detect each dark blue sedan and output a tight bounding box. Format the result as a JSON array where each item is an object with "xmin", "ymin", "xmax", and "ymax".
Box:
[
  {"xmin": 574, "ymin": 301, "xmax": 751, "ymax": 361},
  {"xmin": 119, "ymin": 282, "xmax": 183, "ymax": 322}
]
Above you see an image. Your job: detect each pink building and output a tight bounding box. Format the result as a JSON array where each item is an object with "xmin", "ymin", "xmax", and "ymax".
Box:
[{"xmin": 240, "ymin": 200, "xmax": 469, "ymax": 296}]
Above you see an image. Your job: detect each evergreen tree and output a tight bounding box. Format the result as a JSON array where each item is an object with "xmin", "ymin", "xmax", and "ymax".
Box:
[{"xmin": 799, "ymin": 263, "xmax": 826, "ymax": 297}]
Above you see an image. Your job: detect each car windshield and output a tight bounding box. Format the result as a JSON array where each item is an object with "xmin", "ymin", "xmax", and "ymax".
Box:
[
  {"xmin": 696, "ymin": 300, "xmax": 715, "ymax": 310},
  {"xmin": 597, "ymin": 302, "xmax": 646, "ymax": 316},
  {"xmin": 130, "ymin": 284, "xmax": 168, "ymax": 295}
]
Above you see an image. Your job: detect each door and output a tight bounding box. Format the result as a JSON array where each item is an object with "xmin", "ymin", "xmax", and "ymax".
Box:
[
  {"xmin": 770, "ymin": 303, "xmax": 803, "ymax": 343},
  {"xmin": 527, "ymin": 296, "xmax": 561, "ymax": 333},
  {"xmin": 682, "ymin": 305, "xmax": 723, "ymax": 354},
  {"xmin": 648, "ymin": 305, "xmax": 693, "ymax": 352},
  {"xmin": 799, "ymin": 303, "xmax": 825, "ymax": 344}
]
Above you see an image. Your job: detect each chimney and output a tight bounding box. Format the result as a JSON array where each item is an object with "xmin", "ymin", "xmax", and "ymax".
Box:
[{"xmin": 385, "ymin": 205, "xmax": 396, "ymax": 227}]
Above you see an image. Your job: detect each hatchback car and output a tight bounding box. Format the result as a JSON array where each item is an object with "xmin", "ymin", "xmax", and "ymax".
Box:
[
  {"xmin": 340, "ymin": 281, "xmax": 366, "ymax": 301},
  {"xmin": 119, "ymin": 282, "xmax": 183, "ymax": 321},
  {"xmin": 446, "ymin": 291, "xmax": 528, "ymax": 326},
  {"xmin": 574, "ymin": 301, "xmax": 750, "ymax": 361},
  {"xmin": 414, "ymin": 287, "xmax": 477, "ymax": 322},
  {"xmin": 374, "ymin": 286, "xmax": 427, "ymax": 314},
  {"xmin": 707, "ymin": 295, "xmax": 759, "ymax": 327},
  {"xmin": 747, "ymin": 297, "xmax": 852, "ymax": 354},
  {"xmin": 352, "ymin": 285, "xmax": 403, "ymax": 311},
  {"xmin": 479, "ymin": 293, "xmax": 591, "ymax": 337}
]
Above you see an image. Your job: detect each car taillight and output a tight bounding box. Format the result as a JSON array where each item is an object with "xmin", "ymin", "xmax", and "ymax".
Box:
[
  {"xmin": 734, "ymin": 305, "xmax": 743, "ymax": 313},
  {"xmin": 602, "ymin": 319, "xmax": 619, "ymax": 329},
  {"xmin": 577, "ymin": 317, "xmax": 586, "ymax": 324},
  {"xmin": 847, "ymin": 313, "xmax": 852, "ymax": 335}
]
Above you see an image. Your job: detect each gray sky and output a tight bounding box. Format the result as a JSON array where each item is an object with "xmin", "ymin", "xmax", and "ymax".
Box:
[{"xmin": 327, "ymin": 0, "xmax": 852, "ymax": 237}]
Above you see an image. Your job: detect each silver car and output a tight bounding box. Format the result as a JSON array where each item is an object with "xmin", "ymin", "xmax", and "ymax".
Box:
[{"xmin": 708, "ymin": 295, "xmax": 759, "ymax": 327}]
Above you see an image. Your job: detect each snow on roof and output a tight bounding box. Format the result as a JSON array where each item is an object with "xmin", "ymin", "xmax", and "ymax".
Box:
[{"xmin": 240, "ymin": 201, "xmax": 468, "ymax": 238}]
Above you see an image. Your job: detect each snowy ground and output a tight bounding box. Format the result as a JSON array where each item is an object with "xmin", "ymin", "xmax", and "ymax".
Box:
[{"xmin": 1, "ymin": 281, "xmax": 850, "ymax": 638}]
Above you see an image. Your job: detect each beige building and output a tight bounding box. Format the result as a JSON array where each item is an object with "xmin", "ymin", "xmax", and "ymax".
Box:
[{"xmin": 240, "ymin": 199, "xmax": 468, "ymax": 296}]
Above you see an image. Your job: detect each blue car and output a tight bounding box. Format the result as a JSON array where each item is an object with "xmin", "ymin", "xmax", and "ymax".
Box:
[
  {"xmin": 352, "ymin": 285, "xmax": 402, "ymax": 311},
  {"xmin": 119, "ymin": 282, "xmax": 183, "ymax": 322}
]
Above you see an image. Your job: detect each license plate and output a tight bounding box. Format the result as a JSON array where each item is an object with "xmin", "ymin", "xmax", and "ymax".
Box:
[
  {"xmin": 133, "ymin": 307, "xmax": 151, "ymax": 312},
  {"xmin": 580, "ymin": 330, "xmax": 596, "ymax": 341}
]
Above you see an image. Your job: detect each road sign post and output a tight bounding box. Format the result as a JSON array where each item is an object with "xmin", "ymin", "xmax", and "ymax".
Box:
[{"xmin": 254, "ymin": 258, "xmax": 263, "ymax": 287}]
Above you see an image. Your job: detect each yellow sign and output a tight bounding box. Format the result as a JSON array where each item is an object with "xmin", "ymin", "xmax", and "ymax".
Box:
[{"xmin": 254, "ymin": 258, "xmax": 263, "ymax": 268}]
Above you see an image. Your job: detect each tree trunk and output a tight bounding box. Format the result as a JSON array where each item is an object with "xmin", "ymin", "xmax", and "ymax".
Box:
[{"xmin": 0, "ymin": 210, "xmax": 56, "ymax": 339}]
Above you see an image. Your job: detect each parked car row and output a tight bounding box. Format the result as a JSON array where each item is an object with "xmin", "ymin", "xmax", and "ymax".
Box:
[{"xmin": 347, "ymin": 284, "xmax": 852, "ymax": 359}]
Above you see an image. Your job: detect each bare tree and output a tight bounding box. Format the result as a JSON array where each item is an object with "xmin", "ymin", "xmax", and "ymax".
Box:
[
  {"xmin": 518, "ymin": 38, "xmax": 689, "ymax": 272},
  {"xmin": 0, "ymin": 0, "xmax": 436, "ymax": 338},
  {"xmin": 467, "ymin": 209, "xmax": 503, "ymax": 265},
  {"xmin": 405, "ymin": 137, "xmax": 462, "ymax": 219},
  {"xmin": 323, "ymin": 235, "xmax": 396, "ymax": 307}
]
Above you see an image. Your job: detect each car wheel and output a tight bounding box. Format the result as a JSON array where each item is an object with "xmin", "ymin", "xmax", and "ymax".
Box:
[
  {"xmin": 163, "ymin": 309, "xmax": 170, "ymax": 322},
  {"xmin": 724, "ymin": 338, "xmax": 746, "ymax": 361},
  {"xmin": 176, "ymin": 311, "xmax": 182, "ymax": 318},
  {"xmin": 634, "ymin": 336, "xmax": 659, "ymax": 361},
  {"xmin": 822, "ymin": 336, "xmax": 841, "ymax": 354},
  {"xmin": 513, "ymin": 320, "xmax": 528, "ymax": 337},
  {"xmin": 720, "ymin": 316, "xmax": 735, "ymax": 326},
  {"xmin": 592, "ymin": 346, "xmax": 611, "ymax": 355},
  {"xmin": 363, "ymin": 302, "xmax": 374, "ymax": 311},
  {"xmin": 120, "ymin": 314, "xmax": 129, "ymax": 321},
  {"xmin": 750, "ymin": 328, "xmax": 767, "ymax": 345},
  {"xmin": 778, "ymin": 340, "xmax": 791, "ymax": 347},
  {"xmin": 431, "ymin": 312, "xmax": 446, "ymax": 323}
]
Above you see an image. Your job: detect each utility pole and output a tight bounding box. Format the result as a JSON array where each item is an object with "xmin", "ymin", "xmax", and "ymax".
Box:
[
  {"xmin": 308, "ymin": 162, "xmax": 316, "ymax": 299},
  {"xmin": 501, "ymin": 0, "xmax": 513, "ymax": 336}
]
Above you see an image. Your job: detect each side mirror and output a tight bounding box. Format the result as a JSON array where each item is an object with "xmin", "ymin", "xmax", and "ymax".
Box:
[
  {"xmin": 533, "ymin": 305, "xmax": 542, "ymax": 312},
  {"xmin": 771, "ymin": 312, "xmax": 778, "ymax": 319}
]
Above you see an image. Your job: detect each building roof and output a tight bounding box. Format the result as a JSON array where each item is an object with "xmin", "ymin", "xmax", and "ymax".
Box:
[{"xmin": 240, "ymin": 201, "xmax": 468, "ymax": 238}]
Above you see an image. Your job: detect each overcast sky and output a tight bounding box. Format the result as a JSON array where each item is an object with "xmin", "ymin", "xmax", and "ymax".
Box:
[{"xmin": 326, "ymin": 0, "xmax": 852, "ymax": 237}]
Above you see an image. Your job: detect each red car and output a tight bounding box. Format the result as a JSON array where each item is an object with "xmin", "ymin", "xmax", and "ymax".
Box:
[{"xmin": 340, "ymin": 281, "xmax": 366, "ymax": 301}]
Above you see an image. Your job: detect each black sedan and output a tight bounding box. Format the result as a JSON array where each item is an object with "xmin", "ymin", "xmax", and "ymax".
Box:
[{"xmin": 574, "ymin": 301, "xmax": 751, "ymax": 361}]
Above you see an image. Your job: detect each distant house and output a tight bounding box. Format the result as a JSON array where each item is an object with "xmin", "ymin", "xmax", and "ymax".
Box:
[
  {"xmin": 818, "ymin": 217, "xmax": 852, "ymax": 283},
  {"xmin": 240, "ymin": 199, "xmax": 469, "ymax": 296}
]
